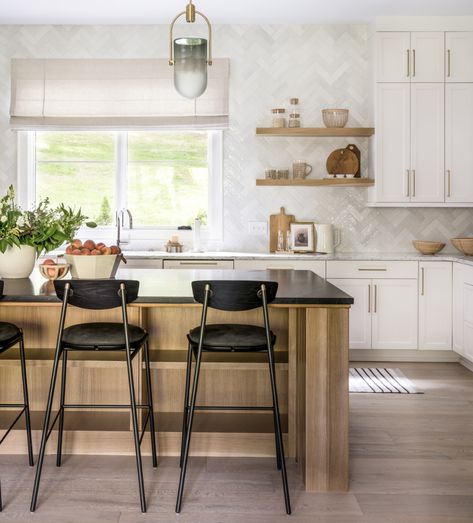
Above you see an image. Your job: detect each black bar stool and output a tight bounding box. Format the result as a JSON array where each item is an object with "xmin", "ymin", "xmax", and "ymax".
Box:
[
  {"xmin": 0, "ymin": 280, "xmax": 34, "ymax": 512},
  {"xmin": 30, "ymin": 279, "xmax": 157, "ymax": 513},
  {"xmin": 176, "ymin": 279, "xmax": 291, "ymax": 514}
]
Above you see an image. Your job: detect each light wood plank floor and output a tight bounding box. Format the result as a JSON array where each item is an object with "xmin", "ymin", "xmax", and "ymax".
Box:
[{"xmin": 2, "ymin": 362, "xmax": 473, "ymax": 522}]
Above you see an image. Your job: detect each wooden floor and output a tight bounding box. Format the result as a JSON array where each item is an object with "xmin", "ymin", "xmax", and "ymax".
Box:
[{"xmin": 2, "ymin": 362, "xmax": 473, "ymax": 522}]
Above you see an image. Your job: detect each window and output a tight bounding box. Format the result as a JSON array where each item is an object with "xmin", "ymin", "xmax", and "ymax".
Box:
[{"xmin": 19, "ymin": 130, "xmax": 223, "ymax": 239}]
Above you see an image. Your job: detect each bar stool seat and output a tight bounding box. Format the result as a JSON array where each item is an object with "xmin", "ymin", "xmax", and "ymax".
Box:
[
  {"xmin": 0, "ymin": 322, "xmax": 22, "ymax": 351},
  {"xmin": 62, "ymin": 322, "xmax": 147, "ymax": 351},
  {"xmin": 188, "ymin": 323, "xmax": 276, "ymax": 351}
]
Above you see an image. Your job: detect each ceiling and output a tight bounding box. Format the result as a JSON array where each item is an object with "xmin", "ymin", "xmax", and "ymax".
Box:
[{"xmin": 1, "ymin": 0, "xmax": 473, "ymax": 24}]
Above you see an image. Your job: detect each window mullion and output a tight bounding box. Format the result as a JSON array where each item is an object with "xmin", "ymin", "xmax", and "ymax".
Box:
[{"xmin": 116, "ymin": 131, "xmax": 128, "ymax": 215}]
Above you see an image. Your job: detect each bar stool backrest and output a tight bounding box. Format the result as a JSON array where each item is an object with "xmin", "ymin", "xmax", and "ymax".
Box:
[
  {"xmin": 54, "ymin": 279, "xmax": 140, "ymax": 310},
  {"xmin": 192, "ymin": 280, "xmax": 278, "ymax": 311}
]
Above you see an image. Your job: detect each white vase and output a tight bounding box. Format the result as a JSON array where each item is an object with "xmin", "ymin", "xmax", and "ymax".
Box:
[{"xmin": 0, "ymin": 245, "xmax": 37, "ymax": 278}]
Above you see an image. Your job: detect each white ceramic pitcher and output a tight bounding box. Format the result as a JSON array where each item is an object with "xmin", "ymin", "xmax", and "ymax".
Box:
[{"xmin": 315, "ymin": 224, "xmax": 340, "ymax": 254}]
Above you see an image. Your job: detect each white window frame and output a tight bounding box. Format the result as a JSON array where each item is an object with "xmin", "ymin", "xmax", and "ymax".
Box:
[{"xmin": 17, "ymin": 129, "xmax": 224, "ymax": 243}]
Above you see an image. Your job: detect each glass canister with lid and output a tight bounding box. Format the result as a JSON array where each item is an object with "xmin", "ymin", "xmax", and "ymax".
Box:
[
  {"xmin": 271, "ymin": 108, "xmax": 286, "ymax": 128},
  {"xmin": 288, "ymin": 98, "xmax": 301, "ymax": 128}
]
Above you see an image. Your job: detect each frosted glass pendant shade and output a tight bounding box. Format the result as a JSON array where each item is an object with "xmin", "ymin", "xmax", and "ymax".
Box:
[{"xmin": 173, "ymin": 37, "xmax": 208, "ymax": 99}]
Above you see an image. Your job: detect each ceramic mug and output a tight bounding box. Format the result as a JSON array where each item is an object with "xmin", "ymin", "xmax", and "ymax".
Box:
[{"xmin": 293, "ymin": 160, "xmax": 312, "ymax": 179}]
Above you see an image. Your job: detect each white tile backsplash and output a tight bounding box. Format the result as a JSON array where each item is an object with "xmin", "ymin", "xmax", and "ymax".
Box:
[{"xmin": 0, "ymin": 24, "xmax": 472, "ymax": 252}]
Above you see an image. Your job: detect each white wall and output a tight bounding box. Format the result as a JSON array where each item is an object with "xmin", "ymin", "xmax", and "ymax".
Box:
[{"xmin": 0, "ymin": 24, "xmax": 472, "ymax": 252}]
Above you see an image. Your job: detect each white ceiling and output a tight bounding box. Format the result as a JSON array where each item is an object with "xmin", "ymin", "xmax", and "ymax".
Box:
[{"xmin": 1, "ymin": 0, "xmax": 473, "ymax": 25}]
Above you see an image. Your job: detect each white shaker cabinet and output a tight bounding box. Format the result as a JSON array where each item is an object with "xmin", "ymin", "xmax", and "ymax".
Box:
[
  {"xmin": 328, "ymin": 278, "xmax": 372, "ymax": 349},
  {"xmin": 376, "ymin": 32, "xmax": 411, "ymax": 82},
  {"xmin": 418, "ymin": 262, "xmax": 452, "ymax": 350},
  {"xmin": 375, "ymin": 83, "xmax": 410, "ymax": 203},
  {"xmin": 453, "ymin": 263, "xmax": 465, "ymax": 355},
  {"xmin": 371, "ymin": 279, "xmax": 418, "ymax": 349},
  {"xmin": 445, "ymin": 84, "xmax": 473, "ymax": 203},
  {"xmin": 376, "ymin": 32, "xmax": 444, "ymax": 83},
  {"xmin": 410, "ymin": 32, "xmax": 445, "ymax": 82},
  {"xmin": 446, "ymin": 32, "xmax": 473, "ymax": 82},
  {"xmin": 375, "ymin": 83, "xmax": 444, "ymax": 203},
  {"xmin": 410, "ymin": 83, "xmax": 445, "ymax": 203}
]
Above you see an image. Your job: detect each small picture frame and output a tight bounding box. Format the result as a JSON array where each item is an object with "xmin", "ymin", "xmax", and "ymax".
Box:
[{"xmin": 290, "ymin": 222, "xmax": 315, "ymax": 253}]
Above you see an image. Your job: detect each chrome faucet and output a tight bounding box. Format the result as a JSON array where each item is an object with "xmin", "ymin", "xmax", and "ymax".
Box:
[{"xmin": 116, "ymin": 209, "xmax": 133, "ymax": 248}]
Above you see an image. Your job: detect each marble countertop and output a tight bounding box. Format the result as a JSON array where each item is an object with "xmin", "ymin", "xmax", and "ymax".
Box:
[
  {"xmin": 114, "ymin": 250, "xmax": 473, "ymax": 265},
  {"xmin": 0, "ymin": 269, "xmax": 354, "ymax": 305}
]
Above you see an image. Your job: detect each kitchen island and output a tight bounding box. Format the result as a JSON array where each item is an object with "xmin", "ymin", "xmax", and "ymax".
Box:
[{"xmin": 0, "ymin": 269, "xmax": 352, "ymax": 492}]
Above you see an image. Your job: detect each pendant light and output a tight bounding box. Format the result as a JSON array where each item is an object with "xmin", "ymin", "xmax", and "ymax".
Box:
[{"xmin": 169, "ymin": 0, "xmax": 212, "ymax": 99}]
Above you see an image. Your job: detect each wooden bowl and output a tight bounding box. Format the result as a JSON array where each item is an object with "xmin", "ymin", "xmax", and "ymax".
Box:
[
  {"xmin": 412, "ymin": 240, "xmax": 445, "ymax": 255},
  {"xmin": 451, "ymin": 238, "xmax": 473, "ymax": 256},
  {"xmin": 38, "ymin": 263, "xmax": 70, "ymax": 280}
]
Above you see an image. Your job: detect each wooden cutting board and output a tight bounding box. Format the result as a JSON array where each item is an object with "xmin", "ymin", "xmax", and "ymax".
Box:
[
  {"xmin": 326, "ymin": 144, "xmax": 360, "ymax": 177},
  {"xmin": 269, "ymin": 207, "xmax": 295, "ymax": 252}
]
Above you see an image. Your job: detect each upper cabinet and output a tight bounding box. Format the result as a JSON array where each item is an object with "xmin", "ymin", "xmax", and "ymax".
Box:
[
  {"xmin": 376, "ymin": 32, "xmax": 444, "ymax": 83},
  {"xmin": 446, "ymin": 32, "xmax": 473, "ymax": 82},
  {"xmin": 372, "ymin": 29, "xmax": 473, "ymax": 207}
]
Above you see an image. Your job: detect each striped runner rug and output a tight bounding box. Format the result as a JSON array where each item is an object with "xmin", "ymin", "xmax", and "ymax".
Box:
[{"xmin": 349, "ymin": 368, "xmax": 423, "ymax": 394}]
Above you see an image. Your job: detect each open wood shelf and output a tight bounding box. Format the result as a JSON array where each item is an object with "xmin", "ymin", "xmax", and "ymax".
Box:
[
  {"xmin": 256, "ymin": 178, "xmax": 374, "ymax": 187},
  {"xmin": 256, "ymin": 127, "xmax": 375, "ymax": 137}
]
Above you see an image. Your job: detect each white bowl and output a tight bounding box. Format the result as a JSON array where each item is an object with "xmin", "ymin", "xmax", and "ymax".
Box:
[{"xmin": 65, "ymin": 254, "xmax": 121, "ymax": 279}]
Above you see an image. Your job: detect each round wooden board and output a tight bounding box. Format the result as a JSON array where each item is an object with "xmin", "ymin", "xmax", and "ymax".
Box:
[{"xmin": 326, "ymin": 147, "xmax": 359, "ymax": 175}]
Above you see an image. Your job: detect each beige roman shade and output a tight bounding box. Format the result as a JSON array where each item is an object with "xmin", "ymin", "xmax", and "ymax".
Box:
[{"xmin": 10, "ymin": 58, "xmax": 229, "ymax": 129}]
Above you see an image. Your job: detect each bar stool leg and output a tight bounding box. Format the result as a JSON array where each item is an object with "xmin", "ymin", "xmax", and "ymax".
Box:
[
  {"xmin": 125, "ymin": 347, "xmax": 146, "ymax": 513},
  {"xmin": 30, "ymin": 346, "xmax": 63, "ymax": 512},
  {"xmin": 19, "ymin": 334, "xmax": 34, "ymax": 467},
  {"xmin": 267, "ymin": 346, "xmax": 291, "ymax": 515},
  {"xmin": 143, "ymin": 341, "xmax": 158, "ymax": 468},
  {"xmin": 176, "ymin": 346, "xmax": 203, "ymax": 513},
  {"xmin": 180, "ymin": 342, "xmax": 193, "ymax": 468},
  {"xmin": 56, "ymin": 350, "xmax": 68, "ymax": 467}
]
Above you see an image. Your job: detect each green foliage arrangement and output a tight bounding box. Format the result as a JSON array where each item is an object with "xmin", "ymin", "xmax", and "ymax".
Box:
[{"xmin": 0, "ymin": 185, "xmax": 96, "ymax": 255}]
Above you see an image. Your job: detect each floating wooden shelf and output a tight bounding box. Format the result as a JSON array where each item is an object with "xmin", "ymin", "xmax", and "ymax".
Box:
[
  {"xmin": 256, "ymin": 127, "xmax": 375, "ymax": 137},
  {"xmin": 256, "ymin": 178, "xmax": 375, "ymax": 187}
]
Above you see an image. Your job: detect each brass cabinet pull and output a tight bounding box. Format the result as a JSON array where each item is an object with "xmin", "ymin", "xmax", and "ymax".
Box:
[
  {"xmin": 358, "ymin": 268, "xmax": 387, "ymax": 272},
  {"xmin": 412, "ymin": 169, "xmax": 416, "ymax": 197},
  {"xmin": 447, "ymin": 169, "xmax": 451, "ymax": 197},
  {"xmin": 447, "ymin": 49, "xmax": 451, "ymax": 77},
  {"xmin": 407, "ymin": 49, "xmax": 410, "ymax": 77},
  {"xmin": 406, "ymin": 169, "xmax": 410, "ymax": 197},
  {"xmin": 178, "ymin": 261, "xmax": 219, "ymax": 265},
  {"xmin": 421, "ymin": 267, "xmax": 425, "ymax": 296},
  {"xmin": 412, "ymin": 49, "xmax": 416, "ymax": 77},
  {"xmin": 368, "ymin": 284, "xmax": 371, "ymax": 313},
  {"xmin": 374, "ymin": 284, "xmax": 377, "ymax": 313}
]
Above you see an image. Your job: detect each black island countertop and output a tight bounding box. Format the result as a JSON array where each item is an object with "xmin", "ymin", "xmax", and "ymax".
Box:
[{"xmin": 0, "ymin": 268, "xmax": 354, "ymax": 305}]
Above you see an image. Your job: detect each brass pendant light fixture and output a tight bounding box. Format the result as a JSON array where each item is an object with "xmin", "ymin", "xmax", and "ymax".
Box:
[{"xmin": 169, "ymin": 0, "xmax": 213, "ymax": 99}]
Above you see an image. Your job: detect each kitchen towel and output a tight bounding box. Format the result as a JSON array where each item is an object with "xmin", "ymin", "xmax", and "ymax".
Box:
[{"xmin": 349, "ymin": 367, "xmax": 423, "ymax": 394}]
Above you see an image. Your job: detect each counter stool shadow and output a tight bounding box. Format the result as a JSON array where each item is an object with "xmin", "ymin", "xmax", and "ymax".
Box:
[
  {"xmin": 0, "ymin": 280, "xmax": 34, "ymax": 512},
  {"xmin": 176, "ymin": 279, "xmax": 291, "ymax": 515},
  {"xmin": 30, "ymin": 279, "xmax": 157, "ymax": 513}
]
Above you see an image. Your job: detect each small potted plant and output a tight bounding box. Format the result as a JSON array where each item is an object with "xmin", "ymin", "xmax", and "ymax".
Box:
[{"xmin": 0, "ymin": 185, "xmax": 95, "ymax": 278}]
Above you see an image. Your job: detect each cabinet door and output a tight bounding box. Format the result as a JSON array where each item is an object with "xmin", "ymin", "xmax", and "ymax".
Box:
[
  {"xmin": 375, "ymin": 84, "xmax": 410, "ymax": 202},
  {"xmin": 418, "ymin": 262, "xmax": 452, "ymax": 350},
  {"xmin": 445, "ymin": 84, "xmax": 473, "ymax": 203},
  {"xmin": 371, "ymin": 279, "xmax": 418, "ymax": 349},
  {"xmin": 376, "ymin": 32, "xmax": 411, "ymax": 82},
  {"xmin": 328, "ymin": 279, "xmax": 372, "ymax": 349},
  {"xmin": 410, "ymin": 32, "xmax": 444, "ymax": 82},
  {"xmin": 446, "ymin": 32, "xmax": 473, "ymax": 82},
  {"xmin": 453, "ymin": 263, "xmax": 464, "ymax": 355},
  {"xmin": 463, "ymin": 282, "xmax": 473, "ymax": 362},
  {"xmin": 410, "ymin": 83, "xmax": 445, "ymax": 203}
]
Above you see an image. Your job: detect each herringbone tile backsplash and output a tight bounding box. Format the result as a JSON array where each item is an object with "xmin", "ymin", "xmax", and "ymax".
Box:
[{"xmin": 0, "ymin": 24, "xmax": 472, "ymax": 252}]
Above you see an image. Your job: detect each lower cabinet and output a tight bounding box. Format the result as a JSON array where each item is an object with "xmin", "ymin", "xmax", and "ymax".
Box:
[
  {"xmin": 418, "ymin": 261, "xmax": 452, "ymax": 350},
  {"xmin": 453, "ymin": 264, "xmax": 473, "ymax": 363},
  {"xmin": 328, "ymin": 277, "xmax": 418, "ymax": 350}
]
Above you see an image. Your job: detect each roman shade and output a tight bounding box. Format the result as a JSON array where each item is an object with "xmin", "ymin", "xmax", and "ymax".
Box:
[{"xmin": 10, "ymin": 58, "xmax": 229, "ymax": 129}]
